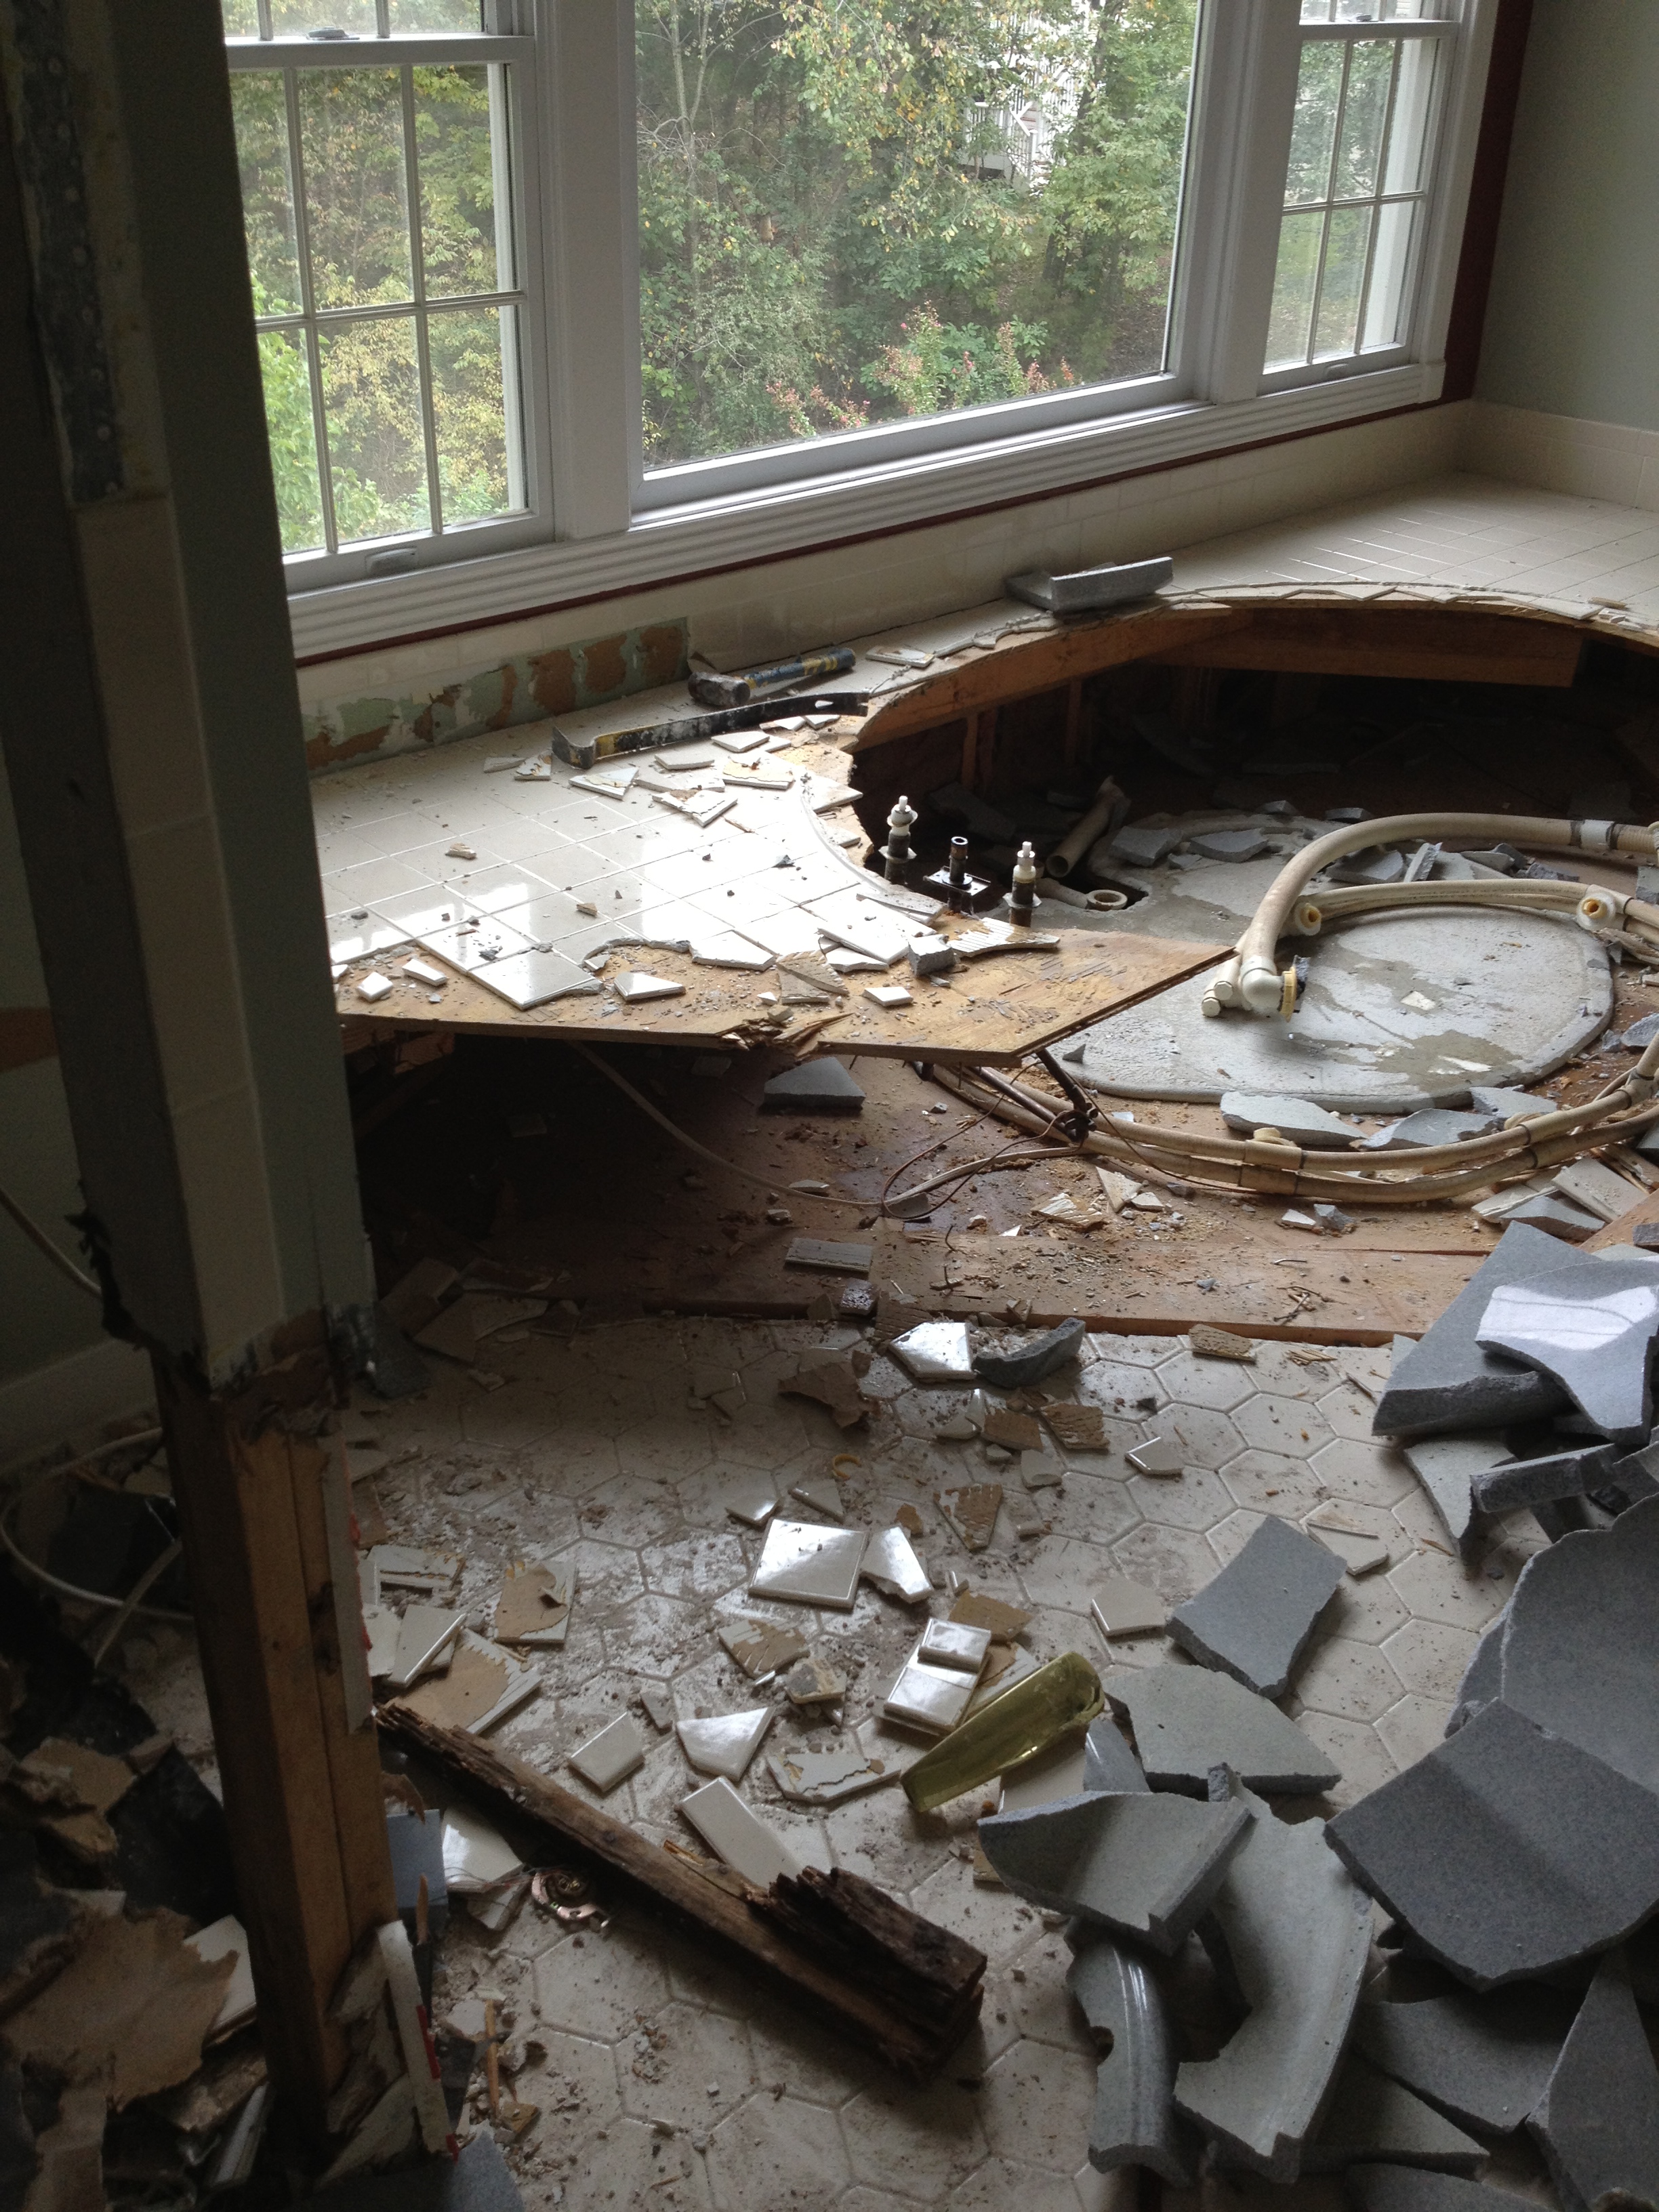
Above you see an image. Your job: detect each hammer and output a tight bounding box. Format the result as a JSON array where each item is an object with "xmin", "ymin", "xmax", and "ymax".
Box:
[{"xmin": 688, "ymin": 646, "xmax": 857, "ymax": 709}]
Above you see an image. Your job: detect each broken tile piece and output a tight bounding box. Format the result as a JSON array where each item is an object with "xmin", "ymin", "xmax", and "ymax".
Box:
[
  {"xmin": 640, "ymin": 1684, "xmax": 676, "ymax": 1732},
  {"xmin": 918, "ymin": 1620, "xmax": 992, "ymax": 1674},
  {"xmin": 1528, "ymin": 1952, "xmax": 1659, "ymax": 2212},
  {"xmin": 863, "ymin": 984, "xmax": 913, "ymax": 1008},
  {"xmin": 766, "ymin": 1743, "xmax": 890, "ymax": 1806},
  {"xmin": 1373, "ymin": 1224, "xmax": 1573, "ymax": 1439},
  {"xmin": 568, "ymin": 1715, "xmax": 645, "ymax": 1795},
  {"xmin": 783, "ymin": 1239, "xmax": 873, "ymax": 1279},
  {"xmin": 977, "ymin": 1790, "xmax": 1251, "ymax": 1953},
  {"xmin": 1302, "ymin": 2055, "xmax": 1487, "ymax": 2173},
  {"xmin": 1168, "ymin": 1516, "xmax": 1343, "ymax": 1698},
  {"xmin": 1354, "ymin": 1986, "xmax": 1577, "ymax": 2134},
  {"xmin": 949, "ymin": 1590, "xmax": 1031, "ymax": 1639},
  {"xmin": 1126, "ymin": 1435, "xmax": 1185, "ymax": 1477},
  {"xmin": 1172, "ymin": 1772, "xmax": 1372, "ymax": 2181},
  {"xmin": 1090, "ymin": 1575, "xmax": 1165, "ymax": 1639},
  {"xmin": 1308, "ymin": 1521, "xmax": 1391, "ymax": 1576},
  {"xmin": 890, "ymin": 1321, "xmax": 975, "ymax": 1383},
  {"xmin": 382, "ymin": 1605, "xmax": 463, "ymax": 1693},
  {"xmin": 721, "ymin": 1471, "xmax": 779, "ymax": 1526},
  {"xmin": 676, "ymin": 1708, "xmax": 773, "ymax": 1784},
  {"xmin": 717, "ymin": 1616, "xmax": 809, "ymax": 1681},
  {"xmin": 1403, "ymin": 1432, "xmax": 1513, "ymax": 1548},
  {"xmin": 679, "ymin": 1777, "xmax": 804, "ymax": 1889},
  {"xmin": 982, "ymin": 1408, "xmax": 1042, "ymax": 1452},
  {"xmin": 493, "ymin": 1562, "xmax": 571, "ymax": 1647},
  {"xmin": 1018, "ymin": 1447, "xmax": 1065, "ymax": 1491},
  {"xmin": 783, "ymin": 1655, "xmax": 846, "ymax": 1708},
  {"xmin": 1043, "ymin": 1402, "xmax": 1107, "ymax": 1450},
  {"xmin": 1067, "ymin": 1937, "xmax": 1193, "ymax": 2183},
  {"xmin": 861, "ymin": 1526, "xmax": 931, "ymax": 1604},
  {"xmin": 777, "ymin": 1351, "xmax": 870, "ymax": 1429},
  {"xmin": 747, "ymin": 1520, "xmax": 867, "ymax": 1610},
  {"xmin": 787, "ymin": 1474, "xmax": 846, "ymax": 1521},
  {"xmin": 1476, "ymin": 1254, "xmax": 1659, "ymax": 1443},
  {"xmin": 613, "ymin": 971, "xmax": 684, "ymax": 1004},
  {"xmin": 1190, "ymin": 1324, "xmax": 1257, "ymax": 1361},
  {"xmin": 884, "ymin": 1647, "xmax": 979, "ymax": 1734},
  {"xmin": 972, "ymin": 1316, "xmax": 1086, "ymax": 1389},
  {"xmin": 1109, "ymin": 1664, "xmax": 1340, "ymax": 1796},
  {"xmin": 1325, "ymin": 1699, "xmax": 1659, "ymax": 1988},
  {"xmin": 937, "ymin": 1483, "xmax": 1002, "ymax": 1551}
]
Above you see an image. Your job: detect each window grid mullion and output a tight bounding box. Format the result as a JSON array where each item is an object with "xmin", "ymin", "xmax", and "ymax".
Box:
[
  {"xmin": 255, "ymin": 0, "xmax": 272, "ymax": 39},
  {"xmin": 1302, "ymin": 39, "xmax": 1353, "ymax": 367},
  {"xmin": 1351, "ymin": 42, "xmax": 1403, "ymax": 354},
  {"xmin": 399, "ymin": 64, "xmax": 445, "ymax": 537},
  {"xmin": 283, "ymin": 62, "xmax": 341, "ymax": 556},
  {"xmin": 375, "ymin": 0, "xmax": 390, "ymax": 36}
]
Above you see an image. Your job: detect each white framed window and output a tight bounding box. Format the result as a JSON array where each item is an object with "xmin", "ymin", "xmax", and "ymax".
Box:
[{"xmin": 224, "ymin": 0, "xmax": 1497, "ymax": 655}]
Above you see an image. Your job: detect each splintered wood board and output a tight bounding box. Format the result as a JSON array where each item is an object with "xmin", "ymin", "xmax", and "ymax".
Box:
[
  {"xmin": 870, "ymin": 1226, "xmax": 1477, "ymax": 1344},
  {"xmin": 335, "ymin": 927, "xmax": 1226, "ymax": 1066}
]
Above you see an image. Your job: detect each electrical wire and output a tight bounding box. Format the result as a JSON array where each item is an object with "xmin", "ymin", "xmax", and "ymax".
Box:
[{"xmin": 0, "ymin": 1176, "xmax": 100, "ymax": 1298}]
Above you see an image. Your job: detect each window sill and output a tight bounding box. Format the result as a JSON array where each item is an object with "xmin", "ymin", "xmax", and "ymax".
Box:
[{"xmin": 287, "ymin": 360, "xmax": 1444, "ymax": 664}]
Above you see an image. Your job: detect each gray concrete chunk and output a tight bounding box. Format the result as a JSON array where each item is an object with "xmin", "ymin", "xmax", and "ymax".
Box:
[
  {"xmin": 1082, "ymin": 1715, "xmax": 1149, "ymax": 1795},
  {"xmin": 1067, "ymin": 1938, "xmax": 1194, "ymax": 2184},
  {"xmin": 972, "ymin": 1316, "xmax": 1085, "ymax": 1389},
  {"xmin": 1109, "ymin": 1663, "xmax": 1340, "ymax": 1796},
  {"xmin": 1498, "ymin": 1494, "xmax": 1659, "ymax": 1791},
  {"xmin": 1354, "ymin": 1986, "xmax": 1577, "ymax": 2135},
  {"xmin": 1325, "ymin": 1700, "xmax": 1659, "ymax": 1988},
  {"xmin": 1468, "ymin": 1443, "xmax": 1616, "ymax": 1515},
  {"xmin": 977, "ymin": 1790, "xmax": 1252, "ymax": 1954},
  {"xmin": 1476, "ymin": 1253, "xmax": 1659, "ymax": 1444},
  {"xmin": 1403, "ymin": 1434, "xmax": 1513, "ymax": 1549},
  {"xmin": 1373, "ymin": 1225, "xmax": 1572, "ymax": 1439},
  {"xmin": 1174, "ymin": 1772, "xmax": 1372, "ymax": 2182},
  {"xmin": 1218, "ymin": 1092, "xmax": 1360, "ymax": 1149},
  {"xmin": 1528, "ymin": 1954, "xmax": 1659, "ymax": 2212},
  {"xmin": 1345, "ymin": 2168, "xmax": 1542, "ymax": 2212},
  {"xmin": 1302, "ymin": 2056, "xmax": 1488, "ymax": 2174},
  {"xmin": 1168, "ymin": 1517, "xmax": 1344, "ymax": 1699}
]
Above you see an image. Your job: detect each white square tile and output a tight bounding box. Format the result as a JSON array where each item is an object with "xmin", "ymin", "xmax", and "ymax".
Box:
[
  {"xmin": 748, "ymin": 1520, "xmax": 867, "ymax": 1610},
  {"xmin": 568, "ymin": 1714, "xmax": 645, "ymax": 1794},
  {"xmin": 679, "ymin": 1777, "xmax": 804, "ymax": 1888}
]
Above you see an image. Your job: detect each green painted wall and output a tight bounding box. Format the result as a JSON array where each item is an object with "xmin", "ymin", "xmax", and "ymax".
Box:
[{"xmin": 1477, "ymin": 0, "xmax": 1659, "ymax": 432}]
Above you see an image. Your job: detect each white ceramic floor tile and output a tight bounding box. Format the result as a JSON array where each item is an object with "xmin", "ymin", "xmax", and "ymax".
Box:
[{"xmin": 748, "ymin": 1519, "xmax": 867, "ymax": 1609}]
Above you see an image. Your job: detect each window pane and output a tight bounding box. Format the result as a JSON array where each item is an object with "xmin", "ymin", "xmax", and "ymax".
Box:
[
  {"xmin": 388, "ymin": 0, "xmax": 481, "ymax": 25},
  {"xmin": 269, "ymin": 0, "xmax": 379, "ymax": 34},
  {"xmin": 1303, "ymin": 1, "xmax": 1450, "ymax": 16},
  {"xmin": 318, "ymin": 314, "xmax": 430, "ymax": 541},
  {"xmin": 1265, "ymin": 208, "xmax": 1323, "ymax": 369},
  {"xmin": 257, "ymin": 328, "xmax": 326, "ymax": 552},
  {"xmin": 1285, "ymin": 40, "xmax": 1343, "ymax": 205},
  {"xmin": 430, "ymin": 304, "xmax": 520, "ymax": 523},
  {"xmin": 637, "ymin": 0, "xmax": 1201, "ymax": 470},
  {"xmin": 1334, "ymin": 40, "xmax": 1393, "ymax": 199},
  {"xmin": 231, "ymin": 73, "xmax": 304, "ymax": 314},
  {"xmin": 1362, "ymin": 197, "xmax": 1416, "ymax": 348},
  {"xmin": 1313, "ymin": 203, "xmax": 1371, "ymax": 357},
  {"xmin": 221, "ymin": 0, "xmax": 260, "ymax": 36},
  {"xmin": 298, "ymin": 68, "xmax": 413, "ymax": 308},
  {"xmin": 1382, "ymin": 36, "xmax": 1440, "ymax": 193},
  {"xmin": 415, "ymin": 64, "xmax": 504, "ymax": 297}
]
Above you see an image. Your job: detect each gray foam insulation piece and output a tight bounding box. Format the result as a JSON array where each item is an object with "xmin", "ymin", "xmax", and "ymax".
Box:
[
  {"xmin": 1345, "ymin": 2169, "xmax": 1541, "ymax": 2212},
  {"xmin": 1404, "ymin": 1434, "xmax": 1514, "ymax": 1549},
  {"xmin": 1528, "ymin": 1953, "xmax": 1659, "ymax": 2212},
  {"xmin": 1372, "ymin": 1224, "xmax": 1573, "ymax": 1441},
  {"xmin": 1067, "ymin": 1937, "xmax": 1194, "ymax": 2184},
  {"xmin": 1446, "ymin": 1620, "xmax": 1504, "ymax": 1735},
  {"xmin": 977, "ymin": 1790, "xmax": 1252, "ymax": 1954},
  {"xmin": 1174, "ymin": 1774, "xmax": 1372, "ymax": 2182},
  {"xmin": 1301, "ymin": 2055, "xmax": 1488, "ymax": 2174},
  {"xmin": 1477, "ymin": 1252, "xmax": 1659, "ymax": 1445},
  {"xmin": 760, "ymin": 1058, "xmax": 865, "ymax": 1113},
  {"xmin": 1325, "ymin": 1699, "xmax": 1659, "ymax": 1988},
  {"xmin": 1082, "ymin": 1714, "xmax": 1149, "ymax": 1795},
  {"xmin": 1168, "ymin": 1516, "xmax": 1344, "ymax": 1699},
  {"xmin": 310, "ymin": 2131, "xmax": 521, "ymax": 2212},
  {"xmin": 1109, "ymin": 1663, "xmax": 1340, "ymax": 1795},
  {"xmin": 1469, "ymin": 1443, "xmax": 1615, "ymax": 1515},
  {"xmin": 1354, "ymin": 1986, "xmax": 1578, "ymax": 2135},
  {"xmin": 1498, "ymin": 1495, "xmax": 1659, "ymax": 1792},
  {"xmin": 1218, "ymin": 1092, "xmax": 1361, "ymax": 1148}
]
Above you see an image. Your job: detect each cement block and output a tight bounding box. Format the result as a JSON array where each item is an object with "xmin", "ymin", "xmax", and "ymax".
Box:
[
  {"xmin": 1173, "ymin": 1773, "xmax": 1372, "ymax": 2182},
  {"xmin": 1218, "ymin": 1093, "xmax": 1361, "ymax": 1149},
  {"xmin": 1325, "ymin": 1700, "xmax": 1659, "ymax": 1988},
  {"xmin": 1354, "ymin": 1986, "xmax": 1577, "ymax": 2134},
  {"xmin": 1476, "ymin": 1253, "xmax": 1659, "ymax": 1444},
  {"xmin": 1529, "ymin": 1953, "xmax": 1659, "ymax": 2212},
  {"xmin": 977, "ymin": 1790, "xmax": 1252, "ymax": 1954},
  {"xmin": 1067, "ymin": 1937, "xmax": 1195, "ymax": 2184},
  {"xmin": 1468, "ymin": 1443, "xmax": 1616, "ymax": 1515},
  {"xmin": 1109, "ymin": 1663, "xmax": 1340, "ymax": 1797},
  {"xmin": 1302, "ymin": 2055, "xmax": 1487, "ymax": 2174},
  {"xmin": 1403, "ymin": 1434, "xmax": 1513, "ymax": 1549},
  {"xmin": 972, "ymin": 1316, "xmax": 1086, "ymax": 1389},
  {"xmin": 1498, "ymin": 1494, "xmax": 1659, "ymax": 1792},
  {"xmin": 1345, "ymin": 2168, "xmax": 1540, "ymax": 2212},
  {"xmin": 1082, "ymin": 1715, "xmax": 1149, "ymax": 1795},
  {"xmin": 1168, "ymin": 1516, "xmax": 1344, "ymax": 1700},
  {"xmin": 1372, "ymin": 1225, "xmax": 1572, "ymax": 1440}
]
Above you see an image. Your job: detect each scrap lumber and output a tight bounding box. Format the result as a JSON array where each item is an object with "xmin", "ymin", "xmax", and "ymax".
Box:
[{"xmin": 377, "ymin": 1706, "xmax": 983, "ymax": 2080}]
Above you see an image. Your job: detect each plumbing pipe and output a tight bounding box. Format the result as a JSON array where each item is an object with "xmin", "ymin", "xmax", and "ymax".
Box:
[{"xmin": 1044, "ymin": 775, "xmax": 1127, "ymax": 880}]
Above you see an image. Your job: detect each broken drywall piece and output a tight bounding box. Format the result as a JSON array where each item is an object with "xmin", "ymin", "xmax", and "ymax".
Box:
[
  {"xmin": 1168, "ymin": 1516, "xmax": 1344, "ymax": 1699},
  {"xmin": 1403, "ymin": 1433, "xmax": 1513, "ymax": 1549},
  {"xmin": 718, "ymin": 1616, "xmax": 809, "ymax": 1681},
  {"xmin": 1067, "ymin": 1937, "xmax": 1193, "ymax": 2184},
  {"xmin": 1082, "ymin": 1716, "xmax": 1149, "ymax": 1796},
  {"xmin": 1301, "ymin": 2055, "xmax": 1487, "ymax": 2174},
  {"xmin": 861, "ymin": 1526, "xmax": 931, "ymax": 1604},
  {"xmin": 1476, "ymin": 1253, "xmax": 1659, "ymax": 1444},
  {"xmin": 748, "ymin": 1520, "xmax": 867, "ymax": 1609},
  {"xmin": 890, "ymin": 1322, "xmax": 975, "ymax": 1383},
  {"xmin": 568, "ymin": 1715, "xmax": 646, "ymax": 1795},
  {"xmin": 1173, "ymin": 1773, "xmax": 1372, "ymax": 2182},
  {"xmin": 1528, "ymin": 1952, "xmax": 1659, "ymax": 2212},
  {"xmin": 676, "ymin": 1708, "xmax": 773, "ymax": 1784},
  {"xmin": 1467, "ymin": 1442, "xmax": 1614, "ymax": 1515},
  {"xmin": 1109, "ymin": 1664, "xmax": 1340, "ymax": 1796},
  {"xmin": 972, "ymin": 1317, "xmax": 1086, "ymax": 1389},
  {"xmin": 1325, "ymin": 1699, "xmax": 1659, "ymax": 1988},
  {"xmin": 976, "ymin": 1790, "xmax": 1252, "ymax": 1954},
  {"xmin": 1496, "ymin": 1494, "xmax": 1659, "ymax": 1791},
  {"xmin": 493, "ymin": 1561, "xmax": 572, "ymax": 1648},
  {"xmin": 937, "ymin": 1483, "xmax": 1002, "ymax": 1551},
  {"xmin": 680, "ymin": 1778, "xmax": 805, "ymax": 1889},
  {"xmin": 1353, "ymin": 1986, "xmax": 1577, "ymax": 2134},
  {"xmin": 1090, "ymin": 1574, "xmax": 1165, "ymax": 1638},
  {"xmin": 1372, "ymin": 1225, "xmax": 1572, "ymax": 1439}
]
